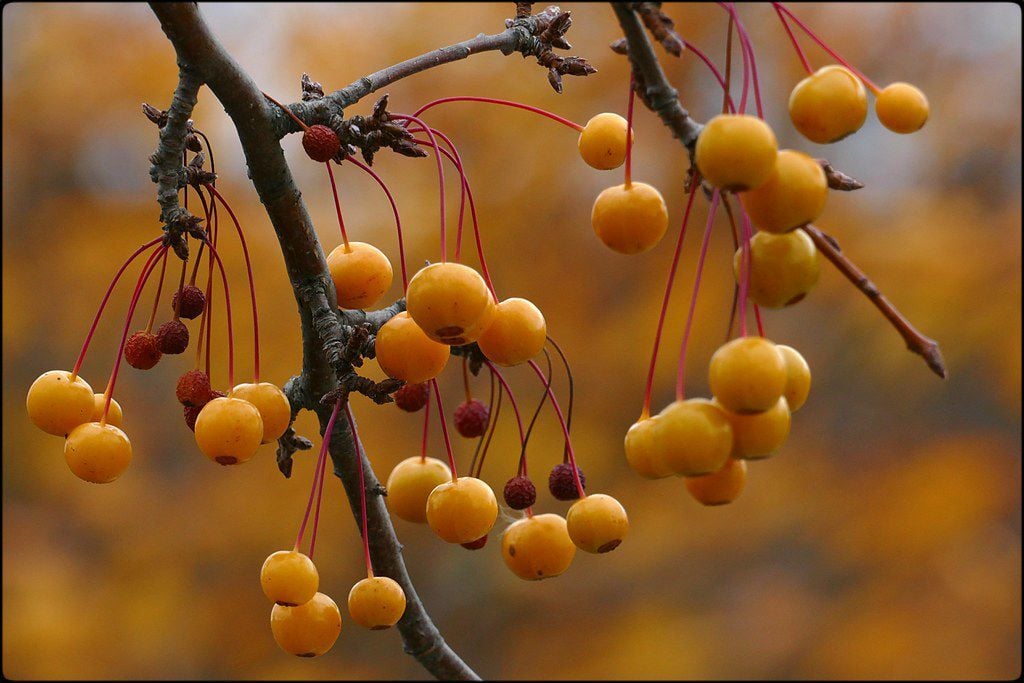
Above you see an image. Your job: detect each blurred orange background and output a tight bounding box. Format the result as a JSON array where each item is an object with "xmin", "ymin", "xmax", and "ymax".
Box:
[{"xmin": 3, "ymin": 3, "xmax": 1020, "ymax": 679}]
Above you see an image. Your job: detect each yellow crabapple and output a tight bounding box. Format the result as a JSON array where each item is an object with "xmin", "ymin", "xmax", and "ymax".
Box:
[
  {"xmin": 270, "ymin": 592, "xmax": 342, "ymax": 657},
  {"xmin": 717, "ymin": 397, "xmax": 792, "ymax": 459},
  {"xmin": 739, "ymin": 149, "xmax": 827, "ymax": 233},
  {"xmin": 425, "ymin": 476, "xmax": 498, "ymax": 544},
  {"xmin": 776, "ymin": 345, "xmax": 811, "ymax": 412},
  {"xmin": 624, "ymin": 416, "xmax": 674, "ymax": 479},
  {"xmin": 788, "ymin": 65, "xmax": 868, "ymax": 143},
  {"xmin": 695, "ymin": 114, "xmax": 778, "ymax": 191},
  {"xmin": 193, "ymin": 396, "xmax": 264, "ymax": 465},
  {"xmin": 733, "ymin": 229, "xmax": 821, "ymax": 309},
  {"xmin": 476, "ymin": 297, "xmax": 547, "ymax": 366},
  {"xmin": 406, "ymin": 263, "xmax": 496, "ymax": 345},
  {"xmin": 578, "ymin": 112, "xmax": 633, "ymax": 170},
  {"xmin": 375, "ymin": 312, "xmax": 450, "ymax": 384},
  {"xmin": 591, "ymin": 182, "xmax": 669, "ymax": 255},
  {"xmin": 655, "ymin": 398, "xmax": 734, "ymax": 477},
  {"xmin": 386, "ymin": 456, "xmax": 452, "ymax": 524},
  {"xmin": 327, "ymin": 241, "xmax": 393, "ymax": 310},
  {"xmin": 348, "ymin": 576, "xmax": 406, "ymax": 629},
  {"xmin": 566, "ymin": 493, "xmax": 629, "ymax": 554},
  {"xmin": 26, "ymin": 370, "xmax": 95, "ymax": 436},
  {"xmin": 230, "ymin": 382, "xmax": 291, "ymax": 443},
  {"xmin": 875, "ymin": 82, "xmax": 929, "ymax": 133},
  {"xmin": 261, "ymin": 550, "xmax": 319, "ymax": 607},
  {"xmin": 685, "ymin": 458, "xmax": 747, "ymax": 506},
  {"xmin": 91, "ymin": 393, "xmax": 123, "ymax": 428},
  {"xmin": 709, "ymin": 337, "xmax": 787, "ymax": 414},
  {"xmin": 501, "ymin": 513, "xmax": 577, "ymax": 580},
  {"xmin": 64, "ymin": 421, "xmax": 132, "ymax": 484}
]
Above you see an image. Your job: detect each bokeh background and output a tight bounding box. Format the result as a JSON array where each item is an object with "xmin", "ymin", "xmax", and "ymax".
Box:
[{"xmin": 3, "ymin": 3, "xmax": 1020, "ymax": 679}]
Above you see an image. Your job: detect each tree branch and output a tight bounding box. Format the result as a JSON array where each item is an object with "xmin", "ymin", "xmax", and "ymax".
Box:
[
  {"xmin": 612, "ymin": 3, "xmax": 703, "ymax": 150},
  {"xmin": 148, "ymin": 3, "xmax": 479, "ymax": 678},
  {"xmin": 801, "ymin": 224, "xmax": 947, "ymax": 378}
]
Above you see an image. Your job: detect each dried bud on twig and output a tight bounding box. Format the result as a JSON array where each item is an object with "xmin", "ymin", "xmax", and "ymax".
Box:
[
  {"xmin": 142, "ymin": 103, "xmax": 168, "ymax": 127},
  {"xmin": 301, "ymin": 72, "xmax": 325, "ymax": 101},
  {"xmin": 818, "ymin": 159, "xmax": 865, "ymax": 191},
  {"xmin": 635, "ymin": 1, "xmax": 684, "ymax": 56}
]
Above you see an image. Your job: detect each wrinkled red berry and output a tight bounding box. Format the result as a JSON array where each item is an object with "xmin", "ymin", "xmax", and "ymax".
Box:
[
  {"xmin": 184, "ymin": 404, "xmax": 202, "ymax": 432},
  {"xmin": 125, "ymin": 331, "xmax": 162, "ymax": 370},
  {"xmin": 454, "ymin": 399, "xmax": 490, "ymax": 438},
  {"xmin": 176, "ymin": 369, "xmax": 213, "ymax": 407},
  {"xmin": 460, "ymin": 535, "xmax": 488, "ymax": 550},
  {"xmin": 156, "ymin": 320, "xmax": 189, "ymax": 354},
  {"xmin": 172, "ymin": 285, "xmax": 206, "ymax": 320},
  {"xmin": 302, "ymin": 124, "xmax": 341, "ymax": 162},
  {"xmin": 548, "ymin": 462, "xmax": 586, "ymax": 501},
  {"xmin": 503, "ymin": 475, "xmax": 537, "ymax": 510},
  {"xmin": 394, "ymin": 382, "xmax": 430, "ymax": 412}
]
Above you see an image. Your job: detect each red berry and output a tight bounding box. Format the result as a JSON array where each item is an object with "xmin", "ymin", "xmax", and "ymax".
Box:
[
  {"xmin": 503, "ymin": 476, "xmax": 537, "ymax": 510},
  {"xmin": 302, "ymin": 125, "xmax": 341, "ymax": 162},
  {"xmin": 394, "ymin": 383, "xmax": 430, "ymax": 412},
  {"xmin": 184, "ymin": 389, "xmax": 224, "ymax": 431},
  {"xmin": 548, "ymin": 463, "xmax": 586, "ymax": 501},
  {"xmin": 454, "ymin": 399, "xmax": 489, "ymax": 438},
  {"xmin": 176, "ymin": 369, "xmax": 213, "ymax": 407},
  {"xmin": 125, "ymin": 331, "xmax": 162, "ymax": 370},
  {"xmin": 156, "ymin": 320, "xmax": 189, "ymax": 354},
  {"xmin": 172, "ymin": 285, "xmax": 206, "ymax": 320},
  {"xmin": 460, "ymin": 535, "xmax": 488, "ymax": 550}
]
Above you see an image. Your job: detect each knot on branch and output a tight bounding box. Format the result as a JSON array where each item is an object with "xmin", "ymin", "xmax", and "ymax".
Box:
[
  {"xmin": 504, "ymin": 5, "xmax": 596, "ymax": 93},
  {"xmin": 333, "ymin": 94, "xmax": 427, "ymax": 166},
  {"xmin": 276, "ymin": 375, "xmax": 315, "ymax": 478},
  {"xmin": 160, "ymin": 207, "xmax": 206, "ymax": 261},
  {"xmin": 819, "ymin": 159, "xmax": 865, "ymax": 191},
  {"xmin": 633, "ymin": 2, "xmax": 684, "ymax": 56}
]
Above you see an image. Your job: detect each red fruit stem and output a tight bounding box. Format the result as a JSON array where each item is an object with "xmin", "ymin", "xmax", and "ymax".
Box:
[
  {"xmin": 99, "ymin": 244, "xmax": 169, "ymax": 425},
  {"xmin": 773, "ymin": 3, "xmax": 880, "ymax": 93},
  {"xmin": 393, "ymin": 114, "xmax": 447, "ymax": 263},
  {"xmin": 420, "ymin": 395, "xmax": 430, "ymax": 463},
  {"xmin": 343, "ymin": 156, "xmax": 409, "ymax": 290},
  {"xmin": 482, "ymin": 362, "xmax": 526, "ymax": 446},
  {"xmin": 410, "ymin": 132, "xmax": 498, "ymax": 300},
  {"xmin": 726, "ymin": 4, "xmax": 765, "ymax": 119},
  {"xmin": 687, "ymin": 44, "xmax": 736, "ymax": 113},
  {"xmin": 262, "ymin": 91, "xmax": 310, "ymax": 132},
  {"xmin": 308, "ymin": 397, "xmax": 343, "ymax": 560},
  {"xmin": 754, "ymin": 302, "xmax": 765, "ymax": 337},
  {"xmin": 641, "ymin": 180, "xmax": 700, "ymax": 419},
  {"xmin": 145, "ymin": 246, "xmax": 170, "ymax": 334},
  {"xmin": 195, "ymin": 130, "xmax": 217, "ymax": 181},
  {"xmin": 624, "ymin": 76, "xmax": 635, "ymax": 188},
  {"xmin": 462, "ymin": 357, "xmax": 472, "ymax": 403},
  {"xmin": 470, "ymin": 370, "xmax": 499, "ymax": 479},
  {"xmin": 324, "ymin": 159, "xmax": 351, "ymax": 251},
  {"xmin": 517, "ymin": 348, "xmax": 554, "ymax": 479},
  {"xmin": 405, "ymin": 129, "xmax": 468, "ymax": 261},
  {"xmin": 72, "ymin": 237, "xmax": 162, "ymax": 379},
  {"xmin": 722, "ymin": 2, "xmax": 751, "ymax": 114},
  {"xmin": 429, "ymin": 378, "xmax": 459, "ymax": 479},
  {"xmin": 675, "ymin": 190, "xmax": 722, "ymax": 401},
  {"xmin": 774, "ymin": 3, "xmax": 813, "ymax": 74},
  {"xmin": 172, "ymin": 253, "xmax": 188, "ymax": 322},
  {"xmin": 294, "ymin": 416, "xmax": 329, "ymax": 551},
  {"xmin": 723, "ymin": 13, "xmax": 734, "ymax": 115},
  {"xmin": 525, "ymin": 359, "xmax": 584, "ymax": 499},
  {"xmin": 202, "ymin": 238, "xmax": 236, "ymax": 388},
  {"xmin": 206, "ymin": 184, "xmax": 261, "ymax": 383},
  {"xmin": 737, "ymin": 206, "xmax": 754, "ymax": 338},
  {"xmin": 344, "ymin": 403, "xmax": 375, "ymax": 578},
  {"xmin": 545, "ymin": 336, "xmax": 576, "ymax": 462},
  {"xmin": 412, "ymin": 96, "xmax": 583, "ymax": 132}
]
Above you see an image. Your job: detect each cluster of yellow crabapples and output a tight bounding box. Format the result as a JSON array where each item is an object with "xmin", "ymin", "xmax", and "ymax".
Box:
[{"xmin": 26, "ymin": 45, "xmax": 927, "ymax": 656}]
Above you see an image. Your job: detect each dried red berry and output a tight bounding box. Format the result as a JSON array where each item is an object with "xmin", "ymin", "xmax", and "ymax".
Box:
[
  {"xmin": 176, "ymin": 369, "xmax": 213, "ymax": 407},
  {"xmin": 302, "ymin": 124, "xmax": 341, "ymax": 162},
  {"xmin": 503, "ymin": 476, "xmax": 537, "ymax": 510},
  {"xmin": 548, "ymin": 462, "xmax": 586, "ymax": 501},
  {"xmin": 460, "ymin": 535, "xmax": 488, "ymax": 550},
  {"xmin": 125, "ymin": 331, "xmax": 162, "ymax": 370},
  {"xmin": 394, "ymin": 383, "xmax": 430, "ymax": 412},
  {"xmin": 172, "ymin": 285, "xmax": 206, "ymax": 320},
  {"xmin": 184, "ymin": 404, "xmax": 202, "ymax": 432},
  {"xmin": 454, "ymin": 399, "xmax": 489, "ymax": 438},
  {"xmin": 156, "ymin": 320, "xmax": 189, "ymax": 354}
]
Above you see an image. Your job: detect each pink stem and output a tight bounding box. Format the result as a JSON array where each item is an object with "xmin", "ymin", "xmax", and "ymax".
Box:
[
  {"xmin": 72, "ymin": 237, "xmax": 163, "ymax": 378},
  {"xmin": 482, "ymin": 362, "xmax": 526, "ymax": 446},
  {"xmin": 420, "ymin": 395, "xmax": 430, "ymax": 461},
  {"xmin": 308, "ymin": 397, "xmax": 343, "ymax": 560},
  {"xmin": 202, "ymin": 239, "xmax": 235, "ymax": 388},
  {"xmin": 344, "ymin": 403, "xmax": 374, "ymax": 577},
  {"xmin": 525, "ymin": 359, "xmax": 584, "ymax": 498},
  {"xmin": 774, "ymin": 4, "xmax": 813, "ymax": 73},
  {"xmin": 429, "ymin": 379, "xmax": 459, "ymax": 478},
  {"xmin": 206, "ymin": 184, "xmax": 260, "ymax": 383},
  {"xmin": 773, "ymin": 2, "xmax": 880, "ymax": 92},
  {"xmin": 343, "ymin": 156, "xmax": 409, "ymax": 290},
  {"xmin": 295, "ymin": 414, "xmax": 330, "ymax": 551},
  {"xmin": 736, "ymin": 205, "xmax": 755, "ymax": 338},
  {"xmin": 325, "ymin": 159, "xmax": 350, "ymax": 248},
  {"xmin": 412, "ymin": 96, "xmax": 583, "ymax": 131},
  {"xmin": 675, "ymin": 190, "xmax": 722, "ymax": 401},
  {"xmin": 393, "ymin": 114, "xmax": 447, "ymax": 262},
  {"xmin": 686, "ymin": 42, "xmax": 736, "ymax": 113},
  {"xmin": 625, "ymin": 76, "xmax": 636, "ymax": 186}
]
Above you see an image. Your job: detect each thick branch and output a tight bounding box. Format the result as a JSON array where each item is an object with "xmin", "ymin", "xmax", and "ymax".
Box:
[
  {"xmin": 801, "ymin": 224, "xmax": 947, "ymax": 378},
  {"xmin": 149, "ymin": 3, "xmax": 480, "ymax": 678},
  {"xmin": 612, "ymin": 3, "xmax": 702, "ymax": 150},
  {"xmin": 149, "ymin": 66, "xmax": 203, "ymax": 226}
]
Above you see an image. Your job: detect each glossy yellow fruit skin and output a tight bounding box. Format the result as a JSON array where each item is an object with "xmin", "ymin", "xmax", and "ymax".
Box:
[
  {"xmin": 654, "ymin": 398, "xmax": 734, "ymax": 477},
  {"xmin": 64, "ymin": 421, "xmax": 132, "ymax": 484},
  {"xmin": 261, "ymin": 550, "xmax": 319, "ymax": 606},
  {"xmin": 788, "ymin": 65, "xmax": 868, "ymax": 143},
  {"xmin": 230, "ymin": 382, "xmax": 291, "ymax": 443},
  {"xmin": 406, "ymin": 263, "xmax": 496, "ymax": 346},
  {"xmin": 477, "ymin": 298, "xmax": 547, "ymax": 366},
  {"xmin": 740, "ymin": 150, "xmax": 827, "ymax": 233},
  {"xmin": 718, "ymin": 397, "xmax": 791, "ymax": 459},
  {"xmin": 776, "ymin": 345, "xmax": 811, "ymax": 412},
  {"xmin": 578, "ymin": 113, "xmax": 633, "ymax": 170},
  {"xmin": 426, "ymin": 476, "xmax": 498, "ymax": 544},
  {"xmin": 386, "ymin": 456, "xmax": 452, "ymax": 523},
  {"xmin": 624, "ymin": 416, "xmax": 673, "ymax": 479},
  {"xmin": 26, "ymin": 370, "xmax": 95, "ymax": 436},
  {"xmin": 875, "ymin": 82, "xmax": 929, "ymax": 134},
  {"xmin": 375, "ymin": 312, "xmax": 450, "ymax": 384},
  {"xmin": 591, "ymin": 182, "xmax": 669, "ymax": 255},
  {"xmin": 733, "ymin": 229, "xmax": 820, "ymax": 309},
  {"xmin": 566, "ymin": 494, "xmax": 629, "ymax": 554},
  {"xmin": 91, "ymin": 394, "xmax": 123, "ymax": 428},
  {"xmin": 327, "ymin": 241, "xmax": 393, "ymax": 310},
  {"xmin": 709, "ymin": 337, "xmax": 787, "ymax": 414},
  {"xmin": 501, "ymin": 513, "xmax": 577, "ymax": 581},
  {"xmin": 348, "ymin": 576, "xmax": 406, "ymax": 629},
  {"xmin": 194, "ymin": 397, "xmax": 264, "ymax": 465},
  {"xmin": 685, "ymin": 458, "xmax": 747, "ymax": 506},
  {"xmin": 695, "ymin": 114, "xmax": 779, "ymax": 191},
  {"xmin": 270, "ymin": 592, "xmax": 342, "ymax": 657}
]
